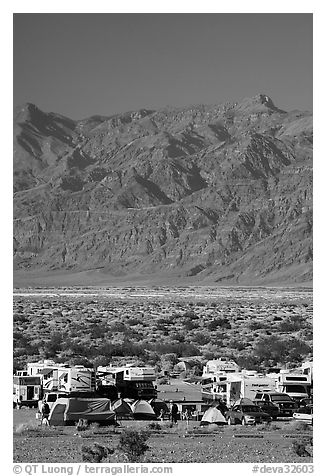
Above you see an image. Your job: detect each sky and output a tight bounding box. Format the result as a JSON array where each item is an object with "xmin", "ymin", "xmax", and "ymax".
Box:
[{"xmin": 13, "ymin": 13, "xmax": 313, "ymax": 119}]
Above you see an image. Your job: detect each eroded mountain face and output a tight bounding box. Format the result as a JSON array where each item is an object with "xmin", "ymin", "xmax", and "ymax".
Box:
[{"xmin": 13, "ymin": 94, "xmax": 312, "ymax": 284}]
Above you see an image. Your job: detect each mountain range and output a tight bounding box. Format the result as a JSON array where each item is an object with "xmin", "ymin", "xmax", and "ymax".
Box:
[{"xmin": 13, "ymin": 94, "xmax": 313, "ymax": 286}]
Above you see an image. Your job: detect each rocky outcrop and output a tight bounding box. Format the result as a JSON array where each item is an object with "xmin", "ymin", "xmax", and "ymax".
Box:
[{"xmin": 13, "ymin": 94, "xmax": 313, "ymax": 284}]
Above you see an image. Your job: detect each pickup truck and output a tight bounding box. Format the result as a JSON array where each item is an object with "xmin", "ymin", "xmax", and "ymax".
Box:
[{"xmin": 254, "ymin": 392, "xmax": 297, "ymax": 417}]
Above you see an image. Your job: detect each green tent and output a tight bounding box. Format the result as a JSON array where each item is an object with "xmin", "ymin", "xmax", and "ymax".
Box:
[
  {"xmin": 131, "ymin": 399, "xmax": 157, "ymax": 420},
  {"xmin": 48, "ymin": 397, "xmax": 115, "ymax": 426}
]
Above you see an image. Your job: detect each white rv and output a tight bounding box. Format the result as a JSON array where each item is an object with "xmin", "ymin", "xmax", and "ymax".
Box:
[
  {"xmin": 301, "ymin": 361, "xmax": 313, "ymax": 381},
  {"xmin": 56, "ymin": 365, "xmax": 96, "ymax": 393},
  {"xmin": 202, "ymin": 358, "xmax": 240, "ymax": 377},
  {"xmin": 97, "ymin": 365, "xmax": 157, "ymax": 399},
  {"xmin": 27, "ymin": 360, "xmax": 96, "ymax": 393},
  {"xmin": 225, "ymin": 374, "xmax": 275, "ymax": 406},
  {"xmin": 270, "ymin": 370, "xmax": 311, "ymax": 402},
  {"xmin": 201, "ymin": 358, "xmax": 241, "ymax": 402},
  {"xmin": 13, "ymin": 375, "xmax": 42, "ymax": 408}
]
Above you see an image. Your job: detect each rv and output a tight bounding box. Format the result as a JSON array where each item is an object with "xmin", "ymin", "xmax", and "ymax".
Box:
[
  {"xmin": 201, "ymin": 374, "xmax": 228, "ymax": 401},
  {"xmin": 97, "ymin": 365, "xmax": 157, "ymax": 400},
  {"xmin": 202, "ymin": 358, "xmax": 240, "ymax": 377},
  {"xmin": 26, "ymin": 360, "xmax": 96, "ymax": 394},
  {"xmin": 13, "ymin": 375, "xmax": 42, "ymax": 408},
  {"xmin": 225, "ymin": 374, "xmax": 275, "ymax": 406},
  {"xmin": 201, "ymin": 358, "xmax": 241, "ymax": 402},
  {"xmin": 301, "ymin": 361, "xmax": 313, "ymax": 383},
  {"xmin": 27, "ymin": 360, "xmax": 61, "ymax": 391},
  {"xmin": 268, "ymin": 370, "xmax": 311, "ymax": 402}
]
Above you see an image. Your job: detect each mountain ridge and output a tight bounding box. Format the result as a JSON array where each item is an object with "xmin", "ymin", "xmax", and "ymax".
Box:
[{"xmin": 13, "ymin": 93, "xmax": 313, "ymax": 286}]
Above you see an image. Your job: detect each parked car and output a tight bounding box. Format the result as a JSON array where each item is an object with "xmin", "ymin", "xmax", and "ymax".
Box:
[
  {"xmin": 298, "ymin": 397, "xmax": 313, "ymax": 408},
  {"xmin": 253, "ymin": 400, "xmax": 280, "ymax": 420},
  {"xmin": 226, "ymin": 404, "xmax": 272, "ymax": 426},
  {"xmin": 293, "ymin": 406, "xmax": 313, "ymax": 425},
  {"xmin": 254, "ymin": 392, "xmax": 297, "ymax": 417}
]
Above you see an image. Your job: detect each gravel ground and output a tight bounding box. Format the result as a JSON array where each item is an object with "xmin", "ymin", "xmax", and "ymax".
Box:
[{"xmin": 13, "ymin": 409, "xmax": 313, "ymax": 464}]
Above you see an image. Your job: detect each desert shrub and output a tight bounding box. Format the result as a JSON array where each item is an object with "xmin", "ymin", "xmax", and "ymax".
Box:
[
  {"xmin": 111, "ymin": 322, "xmax": 128, "ymax": 333},
  {"xmin": 289, "ymin": 421, "xmax": 312, "ymax": 432},
  {"xmin": 258, "ymin": 422, "xmax": 281, "ymax": 431},
  {"xmin": 208, "ymin": 317, "xmax": 231, "ymax": 330},
  {"xmin": 283, "ymin": 338, "xmax": 312, "ymax": 363},
  {"xmin": 128, "ymin": 318, "xmax": 142, "ymax": 326},
  {"xmin": 253, "ymin": 336, "xmax": 287, "ymax": 365},
  {"xmin": 173, "ymin": 333, "xmax": 185, "ymax": 343},
  {"xmin": 183, "ymin": 319, "xmax": 199, "ymax": 331},
  {"xmin": 192, "ymin": 332, "xmax": 211, "ymax": 345},
  {"xmin": 147, "ymin": 422, "xmax": 162, "ymax": 431},
  {"xmin": 81, "ymin": 443, "xmax": 114, "ymax": 463},
  {"xmin": 208, "ymin": 318, "xmax": 231, "ymax": 331},
  {"xmin": 228, "ymin": 338, "xmax": 246, "ymax": 351},
  {"xmin": 292, "ymin": 438, "xmax": 313, "ymax": 457},
  {"xmin": 183, "ymin": 310, "xmax": 198, "ymax": 319},
  {"xmin": 118, "ymin": 429, "xmax": 150, "ymax": 462},
  {"xmin": 153, "ymin": 342, "xmax": 200, "ymax": 357},
  {"xmin": 76, "ymin": 419, "xmax": 89, "ymax": 431},
  {"xmin": 278, "ymin": 319, "xmax": 302, "ymax": 333},
  {"xmin": 248, "ymin": 320, "xmax": 266, "ymax": 331}
]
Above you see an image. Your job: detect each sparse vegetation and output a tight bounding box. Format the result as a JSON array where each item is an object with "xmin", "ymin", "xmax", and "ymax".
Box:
[
  {"xmin": 81, "ymin": 442, "xmax": 114, "ymax": 463},
  {"xmin": 13, "ymin": 287, "xmax": 312, "ymax": 371},
  {"xmin": 292, "ymin": 437, "xmax": 313, "ymax": 457},
  {"xmin": 118, "ymin": 428, "xmax": 150, "ymax": 462}
]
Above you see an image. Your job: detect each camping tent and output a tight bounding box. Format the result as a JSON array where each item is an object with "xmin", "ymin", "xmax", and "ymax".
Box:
[
  {"xmin": 149, "ymin": 398, "xmax": 169, "ymax": 416},
  {"xmin": 48, "ymin": 398, "xmax": 115, "ymax": 426},
  {"xmin": 131, "ymin": 399, "xmax": 157, "ymax": 420},
  {"xmin": 111, "ymin": 399, "xmax": 133, "ymax": 419},
  {"xmin": 200, "ymin": 406, "xmax": 227, "ymax": 426}
]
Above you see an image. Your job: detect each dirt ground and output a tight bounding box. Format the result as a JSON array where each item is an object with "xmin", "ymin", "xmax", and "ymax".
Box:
[{"xmin": 13, "ymin": 408, "xmax": 313, "ymax": 464}]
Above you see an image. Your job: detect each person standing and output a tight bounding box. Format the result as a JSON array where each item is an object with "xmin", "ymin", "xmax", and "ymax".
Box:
[
  {"xmin": 41, "ymin": 398, "xmax": 50, "ymax": 426},
  {"xmin": 171, "ymin": 403, "xmax": 179, "ymax": 424}
]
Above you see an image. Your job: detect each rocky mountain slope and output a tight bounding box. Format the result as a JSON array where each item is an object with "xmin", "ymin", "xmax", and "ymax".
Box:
[{"xmin": 13, "ymin": 94, "xmax": 313, "ymax": 285}]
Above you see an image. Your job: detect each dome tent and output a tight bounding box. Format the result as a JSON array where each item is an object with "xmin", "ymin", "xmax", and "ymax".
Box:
[
  {"xmin": 131, "ymin": 399, "xmax": 157, "ymax": 420},
  {"xmin": 149, "ymin": 398, "xmax": 169, "ymax": 416},
  {"xmin": 200, "ymin": 406, "xmax": 227, "ymax": 426},
  {"xmin": 111, "ymin": 398, "xmax": 133, "ymax": 418}
]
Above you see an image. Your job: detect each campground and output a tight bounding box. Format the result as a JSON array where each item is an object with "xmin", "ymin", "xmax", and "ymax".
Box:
[{"xmin": 13, "ymin": 408, "xmax": 313, "ymax": 464}]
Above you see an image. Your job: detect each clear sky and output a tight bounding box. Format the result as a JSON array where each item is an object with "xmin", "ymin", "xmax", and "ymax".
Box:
[{"xmin": 13, "ymin": 13, "xmax": 312, "ymax": 119}]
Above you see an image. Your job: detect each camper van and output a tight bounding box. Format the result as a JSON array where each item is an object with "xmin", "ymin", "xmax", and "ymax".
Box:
[
  {"xmin": 97, "ymin": 365, "xmax": 157, "ymax": 400},
  {"xmin": 270, "ymin": 371, "xmax": 311, "ymax": 402},
  {"xmin": 13, "ymin": 375, "xmax": 42, "ymax": 408},
  {"xmin": 225, "ymin": 375, "xmax": 275, "ymax": 406}
]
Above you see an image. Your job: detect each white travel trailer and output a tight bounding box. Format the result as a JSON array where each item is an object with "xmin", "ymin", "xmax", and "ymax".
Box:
[
  {"xmin": 27, "ymin": 360, "xmax": 96, "ymax": 393},
  {"xmin": 56, "ymin": 365, "xmax": 96, "ymax": 393},
  {"xmin": 27, "ymin": 360, "xmax": 61, "ymax": 391}
]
